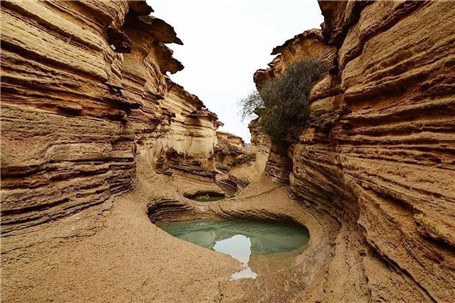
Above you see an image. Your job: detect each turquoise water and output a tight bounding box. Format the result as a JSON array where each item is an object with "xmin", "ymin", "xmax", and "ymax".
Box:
[{"xmin": 158, "ymin": 220, "xmax": 309, "ymax": 279}]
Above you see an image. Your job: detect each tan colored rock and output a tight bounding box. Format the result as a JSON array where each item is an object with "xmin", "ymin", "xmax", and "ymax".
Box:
[
  {"xmin": 253, "ymin": 28, "xmax": 336, "ymax": 87},
  {"xmin": 214, "ymin": 131, "xmax": 249, "ymax": 171},
  {"xmin": 252, "ymin": 29, "xmax": 337, "ymax": 184},
  {"xmin": 0, "ymin": 0, "xmax": 222, "ymax": 233},
  {"xmin": 2, "ymin": 0, "xmax": 455, "ymax": 302},
  {"xmin": 252, "ymin": 0, "xmax": 455, "ymax": 301}
]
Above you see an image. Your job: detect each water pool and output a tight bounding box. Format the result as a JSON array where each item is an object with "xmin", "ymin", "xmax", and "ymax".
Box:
[{"xmin": 158, "ymin": 220, "xmax": 309, "ymax": 280}]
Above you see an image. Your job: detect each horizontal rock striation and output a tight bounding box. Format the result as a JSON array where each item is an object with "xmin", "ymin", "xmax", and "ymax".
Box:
[
  {"xmin": 147, "ymin": 81, "xmax": 222, "ymax": 177},
  {"xmin": 253, "ymin": 28, "xmax": 336, "ymax": 185},
  {"xmin": 214, "ymin": 131, "xmax": 252, "ymax": 170},
  {"xmin": 254, "ymin": 1, "xmax": 455, "ymax": 302},
  {"xmin": 0, "ymin": 0, "xmax": 224, "ymax": 234}
]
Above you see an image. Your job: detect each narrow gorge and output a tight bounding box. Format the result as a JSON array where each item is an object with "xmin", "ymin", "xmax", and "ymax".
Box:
[{"xmin": 1, "ymin": 1, "xmax": 454, "ymax": 302}]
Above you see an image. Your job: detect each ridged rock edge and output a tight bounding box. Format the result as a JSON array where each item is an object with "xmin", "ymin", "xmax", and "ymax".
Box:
[{"xmin": 253, "ymin": 1, "xmax": 455, "ymax": 302}]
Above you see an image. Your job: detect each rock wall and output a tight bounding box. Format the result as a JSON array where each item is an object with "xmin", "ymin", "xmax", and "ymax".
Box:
[
  {"xmin": 217, "ymin": 131, "xmax": 245, "ymax": 150},
  {"xmin": 253, "ymin": 29, "xmax": 336, "ymax": 185},
  {"xmin": 148, "ymin": 81, "xmax": 222, "ymax": 177},
  {"xmin": 0, "ymin": 0, "xmax": 221, "ymax": 234},
  {"xmin": 214, "ymin": 131, "xmax": 250, "ymax": 170},
  {"xmin": 254, "ymin": 1, "xmax": 455, "ymax": 301}
]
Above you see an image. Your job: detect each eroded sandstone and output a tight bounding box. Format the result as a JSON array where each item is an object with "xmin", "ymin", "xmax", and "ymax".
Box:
[
  {"xmin": 252, "ymin": 1, "xmax": 455, "ymax": 302},
  {"xmin": 0, "ymin": 0, "xmax": 241, "ymax": 234},
  {"xmin": 1, "ymin": 0, "xmax": 454, "ymax": 302}
]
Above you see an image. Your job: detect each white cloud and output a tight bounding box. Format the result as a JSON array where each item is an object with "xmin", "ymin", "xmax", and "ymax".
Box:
[{"xmin": 148, "ymin": 0, "xmax": 323, "ymax": 142}]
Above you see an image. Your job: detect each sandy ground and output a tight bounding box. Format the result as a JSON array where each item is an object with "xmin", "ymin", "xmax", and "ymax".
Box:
[{"xmin": 1, "ymin": 153, "xmax": 328, "ymax": 303}]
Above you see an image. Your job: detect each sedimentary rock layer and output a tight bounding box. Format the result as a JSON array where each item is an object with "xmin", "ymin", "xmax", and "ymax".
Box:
[
  {"xmin": 253, "ymin": 28, "xmax": 336, "ymax": 185},
  {"xmin": 215, "ymin": 131, "xmax": 251, "ymax": 170},
  {"xmin": 0, "ymin": 0, "xmax": 222, "ymax": 234},
  {"xmin": 254, "ymin": 1, "xmax": 455, "ymax": 301}
]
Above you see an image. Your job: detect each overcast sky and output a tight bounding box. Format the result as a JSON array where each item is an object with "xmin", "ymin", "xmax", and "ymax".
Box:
[{"xmin": 149, "ymin": 0, "xmax": 323, "ymax": 142}]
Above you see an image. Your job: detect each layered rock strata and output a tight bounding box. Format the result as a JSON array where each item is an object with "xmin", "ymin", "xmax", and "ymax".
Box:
[
  {"xmin": 214, "ymin": 131, "xmax": 253, "ymax": 171},
  {"xmin": 213, "ymin": 131, "xmax": 257, "ymax": 194},
  {"xmin": 2, "ymin": 0, "xmax": 454, "ymax": 302},
  {"xmin": 253, "ymin": 1, "xmax": 455, "ymax": 301},
  {"xmin": 253, "ymin": 29, "xmax": 336, "ymax": 185},
  {"xmin": 0, "ymin": 0, "xmax": 224, "ymax": 234}
]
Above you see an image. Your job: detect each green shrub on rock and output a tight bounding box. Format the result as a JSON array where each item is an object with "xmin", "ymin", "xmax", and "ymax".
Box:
[{"xmin": 240, "ymin": 59, "xmax": 329, "ymax": 143}]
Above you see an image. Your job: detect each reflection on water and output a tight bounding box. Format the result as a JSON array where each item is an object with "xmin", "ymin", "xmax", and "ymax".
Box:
[
  {"xmin": 214, "ymin": 234, "xmax": 257, "ymax": 279},
  {"xmin": 158, "ymin": 220, "xmax": 309, "ymax": 280}
]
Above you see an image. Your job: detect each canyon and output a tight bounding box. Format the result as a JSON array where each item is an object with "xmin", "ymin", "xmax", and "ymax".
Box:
[{"xmin": 1, "ymin": 1, "xmax": 454, "ymax": 303}]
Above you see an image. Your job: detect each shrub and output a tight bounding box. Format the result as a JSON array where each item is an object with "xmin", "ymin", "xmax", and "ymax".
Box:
[
  {"xmin": 240, "ymin": 59, "xmax": 329, "ymax": 143},
  {"xmin": 239, "ymin": 90, "xmax": 263, "ymax": 121}
]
